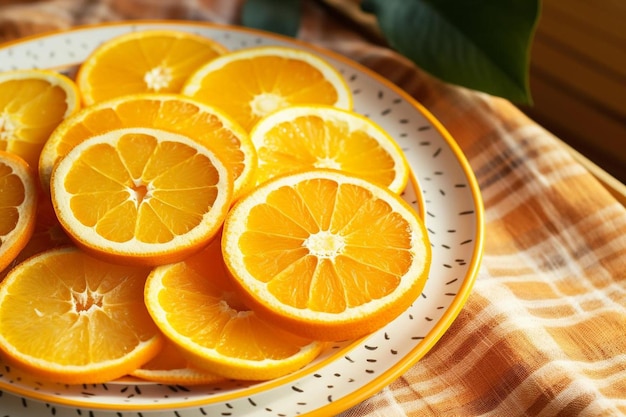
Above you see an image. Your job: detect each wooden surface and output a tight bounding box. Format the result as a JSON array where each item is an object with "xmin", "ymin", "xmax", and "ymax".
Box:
[{"xmin": 519, "ymin": 0, "xmax": 626, "ymax": 185}]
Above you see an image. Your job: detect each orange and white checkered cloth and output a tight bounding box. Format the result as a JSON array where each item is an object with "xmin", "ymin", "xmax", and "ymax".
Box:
[{"xmin": 1, "ymin": 1, "xmax": 625, "ymax": 416}]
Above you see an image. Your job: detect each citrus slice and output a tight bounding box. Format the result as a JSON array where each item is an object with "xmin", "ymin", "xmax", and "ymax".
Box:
[
  {"xmin": 144, "ymin": 235, "xmax": 324, "ymax": 381},
  {"xmin": 250, "ymin": 105, "xmax": 410, "ymax": 192},
  {"xmin": 0, "ymin": 246, "xmax": 163, "ymax": 384},
  {"xmin": 39, "ymin": 93, "xmax": 256, "ymax": 200},
  {"xmin": 0, "ymin": 150, "xmax": 37, "ymax": 273},
  {"xmin": 0, "ymin": 193, "xmax": 71, "ymax": 280},
  {"xmin": 0, "ymin": 69, "xmax": 80, "ymax": 168},
  {"xmin": 76, "ymin": 30, "xmax": 228, "ymax": 105},
  {"xmin": 50, "ymin": 127, "xmax": 233, "ymax": 266},
  {"xmin": 131, "ymin": 339, "xmax": 226, "ymax": 385},
  {"xmin": 182, "ymin": 46, "xmax": 353, "ymax": 131},
  {"xmin": 222, "ymin": 169, "xmax": 431, "ymax": 341}
]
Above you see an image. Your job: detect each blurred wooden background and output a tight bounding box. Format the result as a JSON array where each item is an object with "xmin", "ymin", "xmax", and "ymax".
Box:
[{"xmin": 519, "ymin": 0, "xmax": 626, "ymax": 187}]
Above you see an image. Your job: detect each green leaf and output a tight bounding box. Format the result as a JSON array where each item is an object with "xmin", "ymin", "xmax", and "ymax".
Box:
[
  {"xmin": 362, "ymin": 0, "xmax": 540, "ymax": 104},
  {"xmin": 242, "ymin": 0, "xmax": 302, "ymax": 38}
]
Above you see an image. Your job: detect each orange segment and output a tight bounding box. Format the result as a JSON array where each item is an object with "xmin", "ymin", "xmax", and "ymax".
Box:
[
  {"xmin": 222, "ymin": 169, "xmax": 431, "ymax": 341},
  {"xmin": 76, "ymin": 30, "xmax": 228, "ymax": 105},
  {"xmin": 250, "ymin": 105, "xmax": 410, "ymax": 192},
  {"xmin": 0, "ymin": 69, "xmax": 80, "ymax": 168},
  {"xmin": 0, "ymin": 246, "xmax": 163, "ymax": 384},
  {"xmin": 50, "ymin": 127, "xmax": 233, "ymax": 266},
  {"xmin": 0, "ymin": 150, "xmax": 37, "ymax": 273},
  {"xmin": 144, "ymin": 235, "xmax": 324, "ymax": 381},
  {"xmin": 39, "ymin": 93, "xmax": 256, "ymax": 200},
  {"xmin": 182, "ymin": 46, "xmax": 353, "ymax": 131}
]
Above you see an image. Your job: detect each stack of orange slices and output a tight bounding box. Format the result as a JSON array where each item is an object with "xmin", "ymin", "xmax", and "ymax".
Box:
[{"xmin": 0, "ymin": 29, "xmax": 431, "ymax": 386}]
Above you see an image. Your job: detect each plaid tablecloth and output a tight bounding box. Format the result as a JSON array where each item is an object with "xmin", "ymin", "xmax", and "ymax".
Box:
[{"xmin": 1, "ymin": 1, "xmax": 625, "ymax": 416}]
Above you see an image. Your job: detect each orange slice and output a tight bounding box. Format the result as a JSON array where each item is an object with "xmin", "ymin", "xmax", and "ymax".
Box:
[
  {"xmin": 250, "ymin": 105, "xmax": 410, "ymax": 192},
  {"xmin": 144, "ymin": 234, "xmax": 324, "ymax": 381},
  {"xmin": 182, "ymin": 46, "xmax": 353, "ymax": 131},
  {"xmin": 0, "ymin": 150, "xmax": 37, "ymax": 273},
  {"xmin": 76, "ymin": 30, "xmax": 228, "ymax": 105},
  {"xmin": 131, "ymin": 339, "xmax": 226, "ymax": 385},
  {"xmin": 222, "ymin": 169, "xmax": 431, "ymax": 341},
  {"xmin": 0, "ymin": 69, "xmax": 80, "ymax": 168},
  {"xmin": 50, "ymin": 127, "xmax": 233, "ymax": 266},
  {"xmin": 39, "ymin": 93, "xmax": 256, "ymax": 200},
  {"xmin": 0, "ymin": 246, "xmax": 162, "ymax": 384},
  {"xmin": 0, "ymin": 194, "xmax": 71, "ymax": 280}
]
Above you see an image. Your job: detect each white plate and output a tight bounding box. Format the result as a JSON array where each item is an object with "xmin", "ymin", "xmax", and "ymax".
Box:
[{"xmin": 0, "ymin": 20, "xmax": 484, "ymax": 417}]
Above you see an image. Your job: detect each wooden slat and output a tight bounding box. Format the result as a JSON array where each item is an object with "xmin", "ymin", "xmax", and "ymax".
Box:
[
  {"xmin": 534, "ymin": 14, "xmax": 626, "ymax": 79},
  {"xmin": 529, "ymin": 38, "xmax": 626, "ymax": 118},
  {"xmin": 542, "ymin": 0, "xmax": 626, "ymax": 44}
]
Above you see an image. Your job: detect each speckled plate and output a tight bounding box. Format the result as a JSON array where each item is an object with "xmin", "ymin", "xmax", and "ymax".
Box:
[{"xmin": 0, "ymin": 20, "xmax": 484, "ymax": 417}]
